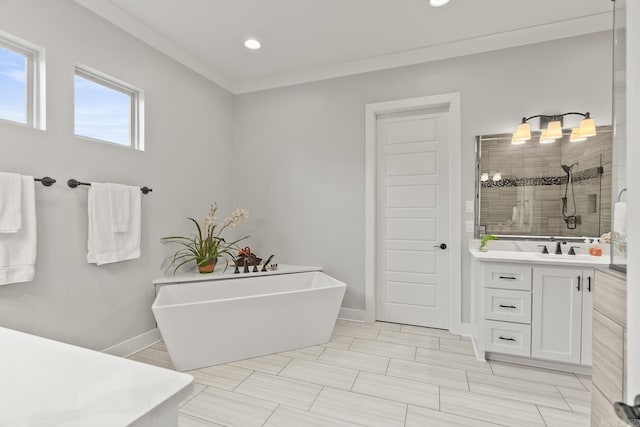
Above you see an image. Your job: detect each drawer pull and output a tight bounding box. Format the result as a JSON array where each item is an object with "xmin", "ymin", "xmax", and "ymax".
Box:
[
  {"xmin": 499, "ymin": 336, "xmax": 516, "ymax": 342},
  {"xmin": 577, "ymin": 276, "xmax": 581, "ymax": 291},
  {"xmin": 499, "ymin": 276, "xmax": 517, "ymax": 280},
  {"xmin": 499, "ymin": 304, "xmax": 517, "ymax": 309}
]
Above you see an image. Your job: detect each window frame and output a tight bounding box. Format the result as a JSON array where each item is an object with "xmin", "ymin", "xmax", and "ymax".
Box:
[
  {"xmin": 74, "ymin": 65, "xmax": 144, "ymax": 150},
  {"xmin": 0, "ymin": 32, "xmax": 45, "ymax": 129}
]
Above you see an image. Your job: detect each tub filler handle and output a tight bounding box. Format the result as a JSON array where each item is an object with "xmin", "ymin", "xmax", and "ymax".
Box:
[{"xmin": 261, "ymin": 255, "xmax": 275, "ymax": 272}]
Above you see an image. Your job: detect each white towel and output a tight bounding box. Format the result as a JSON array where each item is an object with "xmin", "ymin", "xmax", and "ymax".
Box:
[
  {"xmin": 0, "ymin": 172, "xmax": 23, "ymax": 233},
  {"xmin": 0, "ymin": 176, "xmax": 36, "ymax": 285},
  {"xmin": 511, "ymin": 206, "xmax": 518, "ymax": 222},
  {"xmin": 108, "ymin": 183, "xmax": 130, "ymax": 232},
  {"xmin": 87, "ymin": 183, "xmax": 141, "ymax": 265},
  {"xmin": 614, "ymin": 202, "xmax": 627, "ymax": 235}
]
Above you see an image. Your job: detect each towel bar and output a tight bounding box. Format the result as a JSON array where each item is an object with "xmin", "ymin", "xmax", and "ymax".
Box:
[
  {"xmin": 34, "ymin": 176, "xmax": 56, "ymax": 187},
  {"xmin": 67, "ymin": 179, "xmax": 152, "ymax": 194}
]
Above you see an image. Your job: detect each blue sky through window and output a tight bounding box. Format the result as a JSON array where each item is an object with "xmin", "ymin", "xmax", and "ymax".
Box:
[
  {"xmin": 0, "ymin": 46, "xmax": 27, "ymax": 124},
  {"xmin": 75, "ymin": 74, "xmax": 131, "ymax": 146}
]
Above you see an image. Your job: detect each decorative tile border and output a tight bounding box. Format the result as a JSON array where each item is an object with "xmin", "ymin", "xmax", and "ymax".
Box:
[{"xmin": 481, "ymin": 166, "xmax": 603, "ymax": 188}]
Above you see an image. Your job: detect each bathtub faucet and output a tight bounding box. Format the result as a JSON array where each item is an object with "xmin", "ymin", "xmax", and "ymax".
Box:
[{"xmin": 262, "ymin": 255, "xmax": 275, "ymax": 272}]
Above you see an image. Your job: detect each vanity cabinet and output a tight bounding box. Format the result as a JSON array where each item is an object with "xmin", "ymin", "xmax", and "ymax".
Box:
[
  {"xmin": 531, "ymin": 267, "xmax": 593, "ymax": 365},
  {"xmin": 482, "ymin": 263, "xmax": 533, "ymax": 357},
  {"xmin": 477, "ymin": 260, "xmax": 594, "ymax": 366}
]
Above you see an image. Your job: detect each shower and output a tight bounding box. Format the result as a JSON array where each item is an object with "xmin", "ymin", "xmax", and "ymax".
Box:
[{"xmin": 561, "ymin": 162, "xmax": 579, "ymax": 229}]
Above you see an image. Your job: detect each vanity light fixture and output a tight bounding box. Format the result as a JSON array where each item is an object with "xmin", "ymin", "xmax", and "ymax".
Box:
[
  {"xmin": 244, "ymin": 38, "xmax": 262, "ymax": 50},
  {"xmin": 480, "ymin": 172, "xmax": 489, "ymax": 182},
  {"xmin": 570, "ymin": 128, "xmax": 587, "ymax": 142},
  {"xmin": 429, "ymin": 0, "xmax": 450, "ymax": 6},
  {"xmin": 546, "ymin": 120, "xmax": 563, "ymax": 139},
  {"xmin": 513, "ymin": 112, "xmax": 596, "ymax": 144},
  {"xmin": 511, "ymin": 133, "xmax": 527, "ymax": 145},
  {"xmin": 539, "ymin": 129, "xmax": 555, "ymax": 144},
  {"xmin": 492, "ymin": 172, "xmax": 502, "ymax": 181}
]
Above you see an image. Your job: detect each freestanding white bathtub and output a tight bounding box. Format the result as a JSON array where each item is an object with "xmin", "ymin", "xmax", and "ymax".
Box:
[{"xmin": 152, "ymin": 271, "xmax": 346, "ymax": 371}]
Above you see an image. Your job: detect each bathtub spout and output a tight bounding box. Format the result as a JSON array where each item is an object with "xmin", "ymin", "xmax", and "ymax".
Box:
[{"xmin": 262, "ymin": 255, "xmax": 275, "ymax": 272}]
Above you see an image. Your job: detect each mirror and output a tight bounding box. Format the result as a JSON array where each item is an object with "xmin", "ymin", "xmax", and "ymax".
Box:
[{"xmin": 475, "ymin": 125, "xmax": 612, "ymax": 239}]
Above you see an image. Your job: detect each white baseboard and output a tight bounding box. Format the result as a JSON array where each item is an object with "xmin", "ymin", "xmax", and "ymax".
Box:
[
  {"xmin": 450, "ymin": 322, "xmax": 472, "ymax": 337},
  {"xmin": 338, "ymin": 307, "xmax": 367, "ymax": 322},
  {"xmin": 102, "ymin": 328, "xmax": 162, "ymax": 358},
  {"xmin": 486, "ymin": 352, "xmax": 592, "ymax": 375}
]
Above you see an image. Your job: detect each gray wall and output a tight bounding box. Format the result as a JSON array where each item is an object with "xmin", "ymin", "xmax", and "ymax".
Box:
[
  {"xmin": 233, "ymin": 31, "xmax": 613, "ymax": 322},
  {"xmin": 0, "ymin": 0, "xmax": 234, "ymax": 349}
]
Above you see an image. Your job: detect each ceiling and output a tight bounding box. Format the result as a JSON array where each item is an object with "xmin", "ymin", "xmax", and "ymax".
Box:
[{"xmin": 74, "ymin": 0, "xmax": 612, "ymax": 94}]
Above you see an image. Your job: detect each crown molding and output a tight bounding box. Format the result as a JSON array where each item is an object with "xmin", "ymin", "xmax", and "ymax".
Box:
[
  {"xmin": 73, "ymin": 0, "xmax": 236, "ymax": 92},
  {"xmin": 73, "ymin": 1, "xmax": 611, "ymax": 95}
]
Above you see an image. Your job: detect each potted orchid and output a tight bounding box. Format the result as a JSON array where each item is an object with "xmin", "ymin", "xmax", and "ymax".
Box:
[{"xmin": 162, "ymin": 203, "xmax": 249, "ymax": 274}]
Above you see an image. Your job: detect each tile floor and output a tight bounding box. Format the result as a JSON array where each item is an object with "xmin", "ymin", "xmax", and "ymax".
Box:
[{"xmin": 129, "ymin": 320, "xmax": 591, "ymax": 427}]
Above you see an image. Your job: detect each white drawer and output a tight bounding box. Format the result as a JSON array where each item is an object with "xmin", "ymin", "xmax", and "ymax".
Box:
[
  {"xmin": 483, "ymin": 320, "xmax": 531, "ymax": 357},
  {"xmin": 483, "ymin": 263, "xmax": 532, "ymax": 291},
  {"xmin": 484, "ymin": 288, "xmax": 532, "ymax": 324}
]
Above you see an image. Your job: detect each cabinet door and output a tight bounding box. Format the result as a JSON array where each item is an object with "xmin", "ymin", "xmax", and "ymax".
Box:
[
  {"xmin": 581, "ymin": 269, "xmax": 594, "ymax": 365},
  {"xmin": 532, "ymin": 267, "xmax": 583, "ymax": 364}
]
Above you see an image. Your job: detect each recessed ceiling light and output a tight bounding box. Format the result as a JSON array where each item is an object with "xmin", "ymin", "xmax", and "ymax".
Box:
[
  {"xmin": 429, "ymin": 0, "xmax": 450, "ymax": 7},
  {"xmin": 244, "ymin": 39, "xmax": 262, "ymax": 50}
]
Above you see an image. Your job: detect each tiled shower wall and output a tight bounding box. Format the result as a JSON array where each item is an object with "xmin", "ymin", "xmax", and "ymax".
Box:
[{"xmin": 479, "ymin": 126, "xmax": 612, "ymax": 238}]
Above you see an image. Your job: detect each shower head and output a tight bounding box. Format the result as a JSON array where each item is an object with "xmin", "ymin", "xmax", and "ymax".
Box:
[{"xmin": 561, "ymin": 162, "xmax": 579, "ymax": 174}]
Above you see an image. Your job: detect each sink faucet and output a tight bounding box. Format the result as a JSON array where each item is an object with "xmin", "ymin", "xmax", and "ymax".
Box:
[
  {"xmin": 555, "ymin": 241, "xmax": 563, "ymax": 255},
  {"xmin": 537, "ymin": 244, "xmax": 549, "ymax": 254}
]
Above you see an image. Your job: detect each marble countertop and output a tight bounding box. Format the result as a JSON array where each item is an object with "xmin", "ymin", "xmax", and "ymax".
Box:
[
  {"xmin": 469, "ymin": 249, "xmax": 610, "ymax": 266},
  {"xmin": 153, "ymin": 264, "xmax": 323, "ymax": 285},
  {"xmin": 0, "ymin": 327, "xmax": 193, "ymax": 427}
]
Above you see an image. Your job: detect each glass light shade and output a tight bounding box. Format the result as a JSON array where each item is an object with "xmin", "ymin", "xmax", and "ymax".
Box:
[
  {"xmin": 546, "ymin": 121, "xmax": 563, "ymax": 139},
  {"xmin": 570, "ymin": 128, "xmax": 587, "ymax": 142},
  {"xmin": 578, "ymin": 118, "xmax": 596, "ymax": 137},
  {"xmin": 539, "ymin": 129, "xmax": 555, "ymax": 144},
  {"xmin": 511, "ymin": 134, "xmax": 527, "ymax": 145},
  {"xmin": 514, "ymin": 122, "xmax": 531, "ymax": 141},
  {"xmin": 480, "ymin": 172, "xmax": 489, "ymax": 182},
  {"xmin": 429, "ymin": 0, "xmax": 450, "ymax": 6},
  {"xmin": 492, "ymin": 172, "xmax": 502, "ymax": 181}
]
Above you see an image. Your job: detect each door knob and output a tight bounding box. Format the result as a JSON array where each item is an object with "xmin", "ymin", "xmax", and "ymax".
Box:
[{"xmin": 433, "ymin": 243, "xmax": 447, "ymax": 250}]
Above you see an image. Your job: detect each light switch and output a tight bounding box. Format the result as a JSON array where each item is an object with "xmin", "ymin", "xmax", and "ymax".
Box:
[
  {"xmin": 466, "ymin": 220, "xmax": 474, "ymax": 233},
  {"xmin": 466, "ymin": 201, "xmax": 474, "ymax": 213}
]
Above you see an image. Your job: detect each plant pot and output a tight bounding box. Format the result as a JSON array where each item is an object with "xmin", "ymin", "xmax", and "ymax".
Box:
[
  {"xmin": 479, "ymin": 247, "xmax": 489, "ymax": 252},
  {"xmin": 198, "ymin": 259, "xmax": 217, "ymax": 274}
]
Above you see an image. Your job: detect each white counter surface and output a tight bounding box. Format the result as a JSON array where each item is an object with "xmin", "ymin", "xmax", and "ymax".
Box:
[
  {"xmin": 153, "ymin": 264, "xmax": 323, "ymax": 285},
  {"xmin": 469, "ymin": 249, "xmax": 609, "ymax": 266},
  {"xmin": 0, "ymin": 327, "xmax": 193, "ymax": 427}
]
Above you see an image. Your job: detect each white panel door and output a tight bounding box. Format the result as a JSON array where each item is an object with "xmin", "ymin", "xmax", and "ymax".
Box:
[
  {"xmin": 376, "ymin": 111, "xmax": 450, "ymax": 328},
  {"xmin": 532, "ymin": 267, "xmax": 583, "ymax": 364}
]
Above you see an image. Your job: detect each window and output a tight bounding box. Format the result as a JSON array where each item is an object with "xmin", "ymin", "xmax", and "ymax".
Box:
[
  {"xmin": 74, "ymin": 66, "xmax": 143, "ymax": 150},
  {"xmin": 0, "ymin": 32, "xmax": 44, "ymax": 128}
]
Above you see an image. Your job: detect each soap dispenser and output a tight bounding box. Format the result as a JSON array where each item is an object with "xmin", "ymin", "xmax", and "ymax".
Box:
[{"xmin": 589, "ymin": 238, "xmax": 603, "ymax": 256}]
